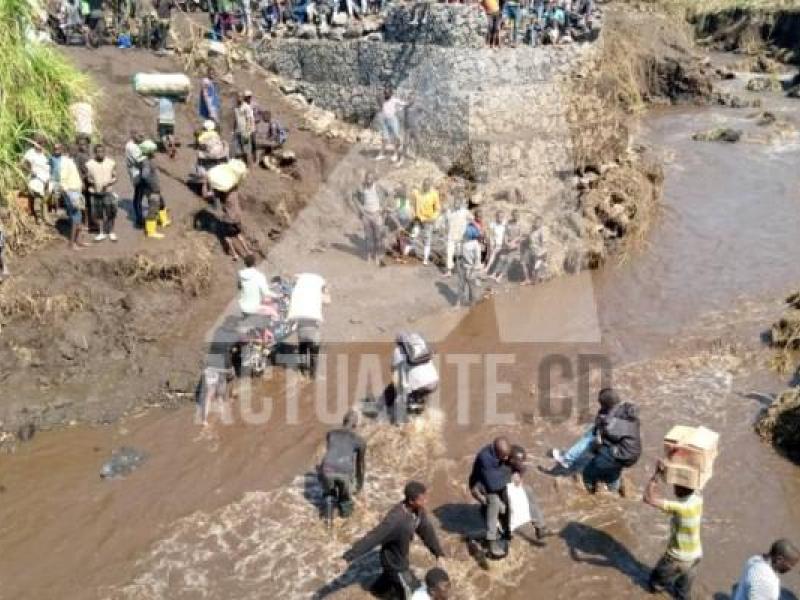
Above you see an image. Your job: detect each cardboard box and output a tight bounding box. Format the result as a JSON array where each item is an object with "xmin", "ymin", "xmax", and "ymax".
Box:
[{"xmin": 663, "ymin": 425, "xmax": 719, "ymax": 490}]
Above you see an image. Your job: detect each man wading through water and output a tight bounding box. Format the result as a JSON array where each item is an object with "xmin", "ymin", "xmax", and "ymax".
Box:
[
  {"xmin": 343, "ymin": 481, "xmax": 446, "ymax": 599},
  {"xmin": 318, "ymin": 410, "xmax": 366, "ymax": 519}
]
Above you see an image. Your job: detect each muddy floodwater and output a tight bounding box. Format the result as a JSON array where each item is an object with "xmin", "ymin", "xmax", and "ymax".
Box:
[{"xmin": 3, "ymin": 90, "xmax": 800, "ymax": 599}]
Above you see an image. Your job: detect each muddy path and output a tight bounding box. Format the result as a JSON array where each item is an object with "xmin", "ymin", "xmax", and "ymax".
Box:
[{"xmin": 2, "ymin": 55, "xmax": 800, "ymax": 599}]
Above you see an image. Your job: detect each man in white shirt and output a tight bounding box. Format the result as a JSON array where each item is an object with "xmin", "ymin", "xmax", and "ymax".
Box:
[
  {"xmin": 733, "ymin": 539, "xmax": 799, "ymax": 600},
  {"xmin": 288, "ymin": 273, "xmax": 330, "ymax": 380},
  {"xmin": 22, "ymin": 136, "xmax": 51, "ymax": 224},
  {"xmin": 410, "ymin": 567, "xmax": 450, "ymax": 600}
]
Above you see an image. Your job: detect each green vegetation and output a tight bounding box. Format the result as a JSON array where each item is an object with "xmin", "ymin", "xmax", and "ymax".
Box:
[{"xmin": 0, "ymin": 0, "xmax": 92, "ymax": 196}]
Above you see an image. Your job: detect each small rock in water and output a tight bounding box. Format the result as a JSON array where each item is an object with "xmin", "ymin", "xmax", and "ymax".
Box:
[
  {"xmin": 755, "ymin": 111, "xmax": 776, "ymax": 126},
  {"xmin": 745, "ymin": 76, "xmax": 780, "ymax": 93},
  {"xmin": 100, "ymin": 447, "xmax": 147, "ymax": 479},
  {"xmin": 692, "ymin": 128, "xmax": 742, "ymax": 143}
]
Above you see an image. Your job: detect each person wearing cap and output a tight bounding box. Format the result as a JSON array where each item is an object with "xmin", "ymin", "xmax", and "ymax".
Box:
[
  {"xmin": 343, "ymin": 480, "xmax": 445, "ymax": 599},
  {"xmin": 318, "ymin": 410, "xmax": 366, "ymax": 519},
  {"xmin": 410, "ymin": 567, "xmax": 451, "ymax": 600}
]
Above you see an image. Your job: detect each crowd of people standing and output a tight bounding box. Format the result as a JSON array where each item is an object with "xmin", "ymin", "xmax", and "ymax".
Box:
[{"xmin": 356, "ymin": 171, "xmax": 553, "ymax": 306}]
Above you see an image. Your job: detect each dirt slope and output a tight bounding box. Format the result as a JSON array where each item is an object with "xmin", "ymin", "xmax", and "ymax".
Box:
[{"xmin": 0, "ymin": 45, "xmax": 350, "ymax": 434}]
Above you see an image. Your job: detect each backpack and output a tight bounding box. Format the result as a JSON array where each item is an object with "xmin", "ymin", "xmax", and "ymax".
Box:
[{"xmin": 398, "ymin": 332, "xmax": 432, "ymax": 366}]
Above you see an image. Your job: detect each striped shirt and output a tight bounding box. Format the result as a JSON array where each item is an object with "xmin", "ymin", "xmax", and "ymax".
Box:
[
  {"xmin": 661, "ymin": 493, "xmax": 703, "ymax": 562},
  {"xmin": 732, "ymin": 555, "xmax": 781, "ymax": 600}
]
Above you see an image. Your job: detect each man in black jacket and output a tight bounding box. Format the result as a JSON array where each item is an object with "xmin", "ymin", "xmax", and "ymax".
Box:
[
  {"xmin": 343, "ymin": 481, "xmax": 445, "ymax": 599},
  {"xmin": 468, "ymin": 437, "xmax": 512, "ymax": 557},
  {"xmin": 546, "ymin": 388, "xmax": 641, "ymax": 495},
  {"xmin": 319, "ymin": 410, "xmax": 366, "ymax": 518},
  {"xmin": 582, "ymin": 390, "xmax": 641, "ymax": 494}
]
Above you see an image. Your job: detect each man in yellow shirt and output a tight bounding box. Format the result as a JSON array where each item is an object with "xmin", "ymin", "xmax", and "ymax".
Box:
[
  {"xmin": 412, "ymin": 179, "xmax": 441, "ymax": 266},
  {"xmin": 644, "ymin": 460, "xmax": 703, "ymax": 600}
]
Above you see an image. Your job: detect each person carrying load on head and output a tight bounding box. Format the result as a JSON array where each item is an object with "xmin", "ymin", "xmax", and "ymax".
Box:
[
  {"xmin": 287, "ymin": 273, "xmax": 330, "ymax": 380},
  {"xmin": 319, "ymin": 409, "xmax": 366, "ymax": 520},
  {"xmin": 196, "ymin": 120, "xmax": 230, "ymax": 201},
  {"xmin": 384, "ymin": 332, "xmax": 439, "ymax": 424}
]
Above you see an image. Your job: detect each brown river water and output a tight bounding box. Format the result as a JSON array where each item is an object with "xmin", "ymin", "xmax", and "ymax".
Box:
[{"xmin": 2, "ymin": 85, "xmax": 800, "ymax": 599}]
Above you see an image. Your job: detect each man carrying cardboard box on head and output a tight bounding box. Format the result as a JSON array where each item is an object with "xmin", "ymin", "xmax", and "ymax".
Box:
[{"xmin": 643, "ymin": 459, "xmax": 703, "ymax": 600}]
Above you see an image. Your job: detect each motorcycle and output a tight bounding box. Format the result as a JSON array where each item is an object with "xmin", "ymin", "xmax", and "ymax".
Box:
[{"xmin": 232, "ymin": 277, "xmax": 296, "ymax": 377}]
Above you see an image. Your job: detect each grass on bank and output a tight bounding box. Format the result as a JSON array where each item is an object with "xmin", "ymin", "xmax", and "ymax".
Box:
[
  {"xmin": 0, "ymin": 0, "xmax": 94, "ymax": 252},
  {"xmin": 630, "ymin": 0, "xmax": 800, "ymax": 16}
]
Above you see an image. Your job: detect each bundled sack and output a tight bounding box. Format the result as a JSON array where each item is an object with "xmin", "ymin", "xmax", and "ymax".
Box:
[
  {"xmin": 133, "ymin": 73, "xmax": 191, "ymax": 98},
  {"xmin": 207, "ymin": 159, "xmax": 247, "ymax": 193}
]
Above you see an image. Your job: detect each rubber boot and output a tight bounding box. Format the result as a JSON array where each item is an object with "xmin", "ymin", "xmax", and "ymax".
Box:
[
  {"xmin": 145, "ymin": 219, "xmax": 164, "ymax": 239},
  {"xmin": 157, "ymin": 208, "xmax": 171, "ymax": 227}
]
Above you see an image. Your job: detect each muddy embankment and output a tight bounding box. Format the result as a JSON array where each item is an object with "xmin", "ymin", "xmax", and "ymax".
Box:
[
  {"xmin": 692, "ymin": 5, "xmax": 800, "ymax": 90},
  {"xmin": 758, "ymin": 291, "xmax": 800, "ymax": 462},
  {"xmin": 564, "ymin": 7, "xmax": 714, "ymax": 266}
]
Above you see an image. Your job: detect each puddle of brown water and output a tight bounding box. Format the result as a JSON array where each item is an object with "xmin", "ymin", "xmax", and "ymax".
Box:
[{"xmin": 3, "ymin": 102, "xmax": 800, "ymax": 599}]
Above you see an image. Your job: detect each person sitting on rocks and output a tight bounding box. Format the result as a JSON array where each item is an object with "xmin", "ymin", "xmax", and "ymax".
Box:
[
  {"xmin": 521, "ymin": 215, "xmax": 550, "ymax": 285},
  {"xmin": 491, "ymin": 209, "xmax": 522, "ymax": 283},
  {"xmin": 253, "ymin": 110, "xmax": 287, "ymax": 165}
]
